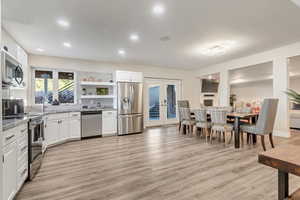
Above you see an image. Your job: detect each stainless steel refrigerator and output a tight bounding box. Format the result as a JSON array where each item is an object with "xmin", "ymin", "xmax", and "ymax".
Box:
[{"xmin": 117, "ymin": 82, "xmax": 143, "ymax": 135}]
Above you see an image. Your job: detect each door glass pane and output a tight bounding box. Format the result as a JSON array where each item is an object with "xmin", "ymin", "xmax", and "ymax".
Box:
[
  {"xmin": 167, "ymin": 85, "xmax": 176, "ymax": 119},
  {"xmin": 58, "ymin": 72, "xmax": 75, "ymax": 104},
  {"xmin": 35, "ymin": 70, "xmax": 53, "ymax": 104},
  {"xmin": 149, "ymin": 86, "xmax": 160, "ymax": 120}
]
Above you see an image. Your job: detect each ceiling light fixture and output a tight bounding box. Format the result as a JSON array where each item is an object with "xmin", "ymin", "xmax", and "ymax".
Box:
[
  {"xmin": 197, "ymin": 40, "xmax": 237, "ymax": 56},
  {"xmin": 63, "ymin": 42, "xmax": 72, "ymax": 48},
  {"xmin": 57, "ymin": 19, "xmax": 70, "ymax": 28},
  {"xmin": 152, "ymin": 3, "xmax": 165, "ymax": 16},
  {"xmin": 36, "ymin": 48, "xmax": 45, "ymax": 52},
  {"xmin": 130, "ymin": 34, "xmax": 139, "ymax": 42},
  {"xmin": 118, "ymin": 49, "xmax": 126, "ymax": 56}
]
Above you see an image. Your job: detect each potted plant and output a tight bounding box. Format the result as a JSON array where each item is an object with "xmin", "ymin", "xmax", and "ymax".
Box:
[{"xmin": 285, "ymin": 89, "xmax": 300, "ymax": 105}]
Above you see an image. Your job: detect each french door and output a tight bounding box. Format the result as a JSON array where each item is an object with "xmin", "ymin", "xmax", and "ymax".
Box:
[{"xmin": 145, "ymin": 78, "xmax": 182, "ymax": 127}]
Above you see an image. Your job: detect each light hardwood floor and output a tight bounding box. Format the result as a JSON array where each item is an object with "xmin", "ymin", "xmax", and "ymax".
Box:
[{"xmin": 17, "ymin": 126, "xmax": 300, "ymax": 200}]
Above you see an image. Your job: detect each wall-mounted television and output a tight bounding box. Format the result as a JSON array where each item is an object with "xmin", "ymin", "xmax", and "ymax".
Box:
[{"xmin": 201, "ymin": 79, "xmax": 219, "ymax": 93}]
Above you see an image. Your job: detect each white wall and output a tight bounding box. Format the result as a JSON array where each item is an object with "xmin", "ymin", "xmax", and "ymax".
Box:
[
  {"xmin": 28, "ymin": 54, "xmax": 201, "ymax": 107},
  {"xmin": 231, "ymin": 79, "xmax": 273, "ymax": 103}
]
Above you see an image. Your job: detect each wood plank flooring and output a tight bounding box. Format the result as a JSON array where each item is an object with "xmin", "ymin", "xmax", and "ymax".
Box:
[{"xmin": 17, "ymin": 126, "xmax": 300, "ymax": 200}]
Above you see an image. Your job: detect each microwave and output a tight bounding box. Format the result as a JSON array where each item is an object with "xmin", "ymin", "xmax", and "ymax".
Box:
[{"xmin": 1, "ymin": 50, "xmax": 24, "ymax": 87}]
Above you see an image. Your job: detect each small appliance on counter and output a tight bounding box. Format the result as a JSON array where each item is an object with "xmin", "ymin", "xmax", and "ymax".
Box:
[{"xmin": 2, "ymin": 99, "xmax": 25, "ymax": 119}]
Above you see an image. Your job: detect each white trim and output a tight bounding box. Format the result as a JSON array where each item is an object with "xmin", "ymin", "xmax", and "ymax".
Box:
[{"xmin": 273, "ymin": 129, "xmax": 291, "ymax": 138}]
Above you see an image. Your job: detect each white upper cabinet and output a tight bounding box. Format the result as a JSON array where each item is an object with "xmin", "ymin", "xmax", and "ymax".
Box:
[{"xmin": 116, "ymin": 71, "xmax": 143, "ymax": 83}]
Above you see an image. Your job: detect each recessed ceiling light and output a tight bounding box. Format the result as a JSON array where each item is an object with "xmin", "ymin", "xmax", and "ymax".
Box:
[
  {"xmin": 196, "ymin": 40, "xmax": 237, "ymax": 56},
  {"xmin": 63, "ymin": 42, "xmax": 72, "ymax": 48},
  {"xmin": 36, "ymin": 48, "xmax": 45, "ymax": 52},
  {"xmin": 130, "ymin": 34, "xmax": 140, "ymax": 42},
  {"xmin": 57, "ymin": 19, "xmax": 70, "ymax": 28},
  {"xmin": 118, "ymin": 49, "xmax": 126, "ymax": 56},
  {"xmin": 152, "ymin": 3, "xmax": 165, "ymax": 16}
]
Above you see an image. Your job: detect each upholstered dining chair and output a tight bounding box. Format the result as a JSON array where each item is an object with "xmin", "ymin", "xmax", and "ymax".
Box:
[
  {"xmin": 177, "ymin": 100, "xmax": 190, "ymax": 108},
  {"xmin": 193, "ymin": 109, "xmax": 211, "ymax": 142},
  {"xmin": 177, "ymin": 100, "xmax": 190, "ymax": 131},
  {"xmin": 240, "ymin": 98, "xmax": 279, "ymax": 151},
  {"xmin": 179, "ymin": 107, "xmax": 195, "ymax": 135},
  {"xmin": 210, "ymin": 109, "xmax": 234, "ymax": 144}
]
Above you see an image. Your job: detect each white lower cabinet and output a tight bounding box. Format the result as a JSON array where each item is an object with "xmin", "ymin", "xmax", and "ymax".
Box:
[
  {"xmin": 102, "ymin": 111, "xmax": 117, "ymax": 136},
  {"xmin": 2, "ymin": 123, "xmax": 28, "ymax": 200},
  {"xmin": 3, "ymin": 141, "xmax": 17, "ymax": 200},
  {"xmin": 44, "ymin": 112, "xmax": 81, "ymax": 147},
  {"xmin": 45, "ymin": 120, "xmax": 59, "ymax": 146}
]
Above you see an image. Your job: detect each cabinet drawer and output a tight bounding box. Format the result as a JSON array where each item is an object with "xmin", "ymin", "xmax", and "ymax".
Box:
[
  {"xmin": 47, "ymin": 113, "xmax": 69, "ymax": 120},
  {"xmin": 17, "ymin": 162, "xmax": 28, "ymax": 190},
  {"xmin": 69, "ymin": 112, "xmax": 81, "ymax": 119},
  {"xmin": 17, "ymin": 149, "xmax": 28, "ymax": 169},
  {"xmin": 18, "ymin": 128, "xmax": 28, "ymax": 144},
  {"xmin": 3, "ymin": 127, "xmax": 17, "ymax": 146},
  {"xmin": 103, "ymin": 111, "xmax": 117, "ymax": 118}
]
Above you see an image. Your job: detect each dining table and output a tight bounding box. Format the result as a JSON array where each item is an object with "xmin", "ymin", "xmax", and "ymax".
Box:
[
  {"xmin": 258, "ymin": 144, "xmax": 300, "ymax": 200},
  {"xmin": 191, "ymin": 109, "xmax": 259, "ymax": 149},
  {"xmin": 227, "ymin": 112, "xmax": 259, "ymax": 148}
]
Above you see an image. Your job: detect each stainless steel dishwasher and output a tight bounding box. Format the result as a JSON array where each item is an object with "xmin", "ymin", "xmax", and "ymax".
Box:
[{"xmin": 81, "ymin": 111, "xmax": 102, "ymax": 138}]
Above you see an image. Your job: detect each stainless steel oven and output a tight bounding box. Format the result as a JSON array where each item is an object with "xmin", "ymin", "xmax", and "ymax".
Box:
[
  {"xmin": 1, "ymin": 50, "xmax": 24, "ymax": 87},
  {"xmin": 28, "ymin": 116, "xmax": 44, "ymax": 180}
]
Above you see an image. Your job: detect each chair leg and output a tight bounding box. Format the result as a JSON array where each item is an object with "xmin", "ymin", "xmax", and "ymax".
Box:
[
  {"xmin": 193, "ymin": 126, "xmax": 197, "ymax": 136},
  {"xmin": 240, "ymin": 132, "xmax": 244, "ymax": 147},
  {"xmin": 223, "ymin": 131, "xmax": 226, "ymax": 145},
  {"xmin": 210, "ymin": 129, "xmax": 214, "ymax": 144},
  {"xmin": 178, "ymin": 122, "xmax": 181, "ymax": 131},
  {"xmin": 261, "ymin": 135, "xmax": 266, "ymax": 151},
  {"xmin": 180, "ymin": 124, "xmax": 184, "ymax": 134},
  {"xmin": 228, "ymin": 131, "xmax": 233, "ymax": 144},
  {"xmin": 269, "ymin": 133, "xmax": 275, "ymax": 148},
  {"xmin": 205, "ymin": 128, "xmax": 209, "ymax": 143}
]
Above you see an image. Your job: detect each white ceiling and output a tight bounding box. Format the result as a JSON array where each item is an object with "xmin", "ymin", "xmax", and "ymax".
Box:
[{"xmin": 3, "ymin": 0, "xmax": 300, "ymax": 69}]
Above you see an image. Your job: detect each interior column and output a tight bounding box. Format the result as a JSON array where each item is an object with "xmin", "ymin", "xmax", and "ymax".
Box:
[
  {"xmin": 219, "ymin": 70, "xmax": 230, "ymax": 106},
  {"xmin": 273, "ymin": 57, "xmax": 290, "ymax": 137}
]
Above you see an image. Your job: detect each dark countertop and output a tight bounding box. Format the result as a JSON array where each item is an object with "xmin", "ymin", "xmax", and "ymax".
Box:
[
  {"xmin": 2, "ymin": 117, "xmax": 30, "ymax": 132},
  {"xmin": 2, "ymin": 107, "xmax": 117, "ymax": 131}
]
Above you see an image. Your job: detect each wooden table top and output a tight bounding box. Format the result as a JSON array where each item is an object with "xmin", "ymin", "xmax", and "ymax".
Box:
[
  {"xmin": 258, "ymin": 144, "xmax": 300, "ymax": 176},
  {"xmin": 227, "ymin": 112, "xmax": 258, "ymax": 118}
]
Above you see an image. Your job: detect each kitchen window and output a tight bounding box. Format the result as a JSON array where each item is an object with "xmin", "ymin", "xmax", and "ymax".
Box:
[{"xmin": 33, "ymin": 69, "xmax": 76, "ymax": 105}]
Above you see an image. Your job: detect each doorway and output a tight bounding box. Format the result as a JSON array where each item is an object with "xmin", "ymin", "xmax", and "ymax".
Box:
[{"xmin": 144, "ymin": 78, "xmax": 182, "ymax": 127}]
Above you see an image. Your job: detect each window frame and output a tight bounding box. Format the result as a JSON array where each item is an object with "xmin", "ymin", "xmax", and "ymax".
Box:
[{"xmin": 32, "ymin": 67, "xmax": 77, "ymax": 105}]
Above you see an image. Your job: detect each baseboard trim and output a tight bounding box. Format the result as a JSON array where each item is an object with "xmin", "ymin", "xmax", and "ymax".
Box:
[{"xmin": 273, "ymin": 130, "xmax": 291, "ymax": 138}]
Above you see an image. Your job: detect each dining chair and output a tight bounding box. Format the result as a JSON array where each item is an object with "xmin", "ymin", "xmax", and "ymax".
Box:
[
  {"xmin": 177, "ymin": 100, "xmax": 190, "ymax": 108},
  {"xmin": 193, "ymin": 109, "xmax": 211, "ymax": 142},
  {"xmin": 177, "ymin": 100, "xmax": 190, "ymax": 131},
  {"xmin": 210, "ymin": 109, "xmax": 233, "ymax": 144},
  {"xmin": 240, "ymin": 98, "xmax": 279, "ymax": 151},
  {"xmin": 179, "ymin": 107, "xmax": 195, "ymax": 135}
]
